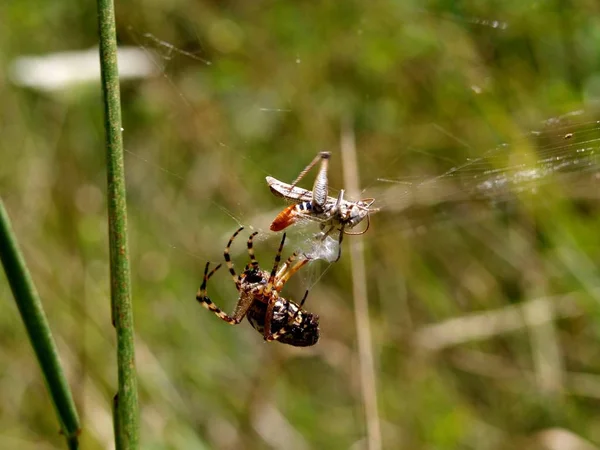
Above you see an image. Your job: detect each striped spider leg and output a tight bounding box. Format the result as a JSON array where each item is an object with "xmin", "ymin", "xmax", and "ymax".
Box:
[
  {"xmin": 266, "ymin": 152, "xmax": 379, "ymax": 261},
  {"xmin": 196, "ymin": 227, "xmax": 320, "ymax": 347}
]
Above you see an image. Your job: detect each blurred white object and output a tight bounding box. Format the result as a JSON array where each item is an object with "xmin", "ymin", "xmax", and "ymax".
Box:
[
  {"xmin": 304, "ymin": 234, "xmax": 340, "ymax": 263},
  {"xmin": 10, "ymin": 47, "xmax": 157, "ymax": 91}
]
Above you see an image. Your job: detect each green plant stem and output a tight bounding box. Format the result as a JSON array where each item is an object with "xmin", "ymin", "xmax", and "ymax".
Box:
[
  {"xmin": 97, "ymin": 0, "xmax": 139, "ymax": 447},
  {"xmin": 0, "ymin": 200, "xmax": 81, "ymax": 450}
]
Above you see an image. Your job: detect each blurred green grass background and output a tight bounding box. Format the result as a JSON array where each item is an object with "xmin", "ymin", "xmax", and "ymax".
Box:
[{"xmin": 2, "ymin": 1, "xmax": 600, "ymax": 449}]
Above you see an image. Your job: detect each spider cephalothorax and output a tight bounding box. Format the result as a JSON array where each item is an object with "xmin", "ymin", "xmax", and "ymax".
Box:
[{"xmin": 196, "ymin": 227, "xmax": 319, "ymax": 347}]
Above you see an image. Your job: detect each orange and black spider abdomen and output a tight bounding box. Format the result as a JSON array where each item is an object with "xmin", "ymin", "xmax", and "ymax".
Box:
[{"xmin": 246, "ymin": 299, "xmax": 320, "ymax": 347}]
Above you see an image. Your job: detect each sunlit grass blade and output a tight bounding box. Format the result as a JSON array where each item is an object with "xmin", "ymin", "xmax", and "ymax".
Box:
[
  {"xmin": 97, "ymin": 0, "xmax": 140, "ymax": 446},
  {"xmin": 0, "ymin": 199, "xmax": 81, "ymax": 449},
  {"xmin": 341, "ymin": 120, "xmax": 382, "ymax": 450}
]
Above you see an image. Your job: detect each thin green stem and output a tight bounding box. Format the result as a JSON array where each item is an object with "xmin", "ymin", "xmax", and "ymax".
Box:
[
  {"xmin": 97, "ymin": 0, "xmax": 139, "ymax": 447},
  {"xmin": 0, "ymin": 200, "xmax": 81, "ymax": 449}
]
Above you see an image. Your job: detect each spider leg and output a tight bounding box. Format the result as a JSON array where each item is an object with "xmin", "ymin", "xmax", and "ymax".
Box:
[
  {"xmin": 265, "ymin": 232, "xmax": 311, "ymax": 292},
  {"xmin": 264, "ymin": 232, "xmax": 287, "ymax": 295},
  {"xmin": 275, "ymin": 257, "xmax": 310, "ymax": 290},
  {"xmin": 224, "ymin": 226, "xmax": 245, "ymax": 288},
  {"xmin": 230, "ymin": 292, "xmax": 257, "ymax": 323},
  {"xmin": 246, "ymin": 231, "xmax": 260, "ymax": 269},
  {"xmin": 196, "ymin": 262, "xmax": 242, "ymax": 325},
  {"xmin": 297, "ymin": 289, "xmax": 309, "ymax": 308},
  {"xmin": 263, "ymin": 233, "xmax": 304, "ymax": 341},
  {"xmin": 275, "ymin": 250, "xmax": 298, "ymax": 281},
  {"xmin": 263, "ymin": 291, "xmax": 279, "ymax": 341},
  {"xmin": 267, "ymin": 290, "xmax": 310, "ymax": 342}
]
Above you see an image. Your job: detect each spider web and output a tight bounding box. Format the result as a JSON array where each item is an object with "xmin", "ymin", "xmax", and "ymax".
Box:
[
  {"xmin": 378, "ymin": 112, "xmax": 599, "ymax": 204},
  {"xmin": 122, "ymin": 30, "xmax": 344, "ymax": 290},
  {"xmin": 365, "ymin": 112, "xmax": 600, "ymax": 241},
  {"xmin": 123, "ymin": 29, "xmax": 600, "ymax": 284}
]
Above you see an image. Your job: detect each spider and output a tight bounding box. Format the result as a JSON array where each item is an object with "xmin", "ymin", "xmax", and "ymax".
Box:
[
  {"xmin": 266, "ymin": 151, "xmax": 379, "ymax": 262},
  {"xmin": 196, "ymin": 226, "xmax": 320, "ymax": 347}
]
